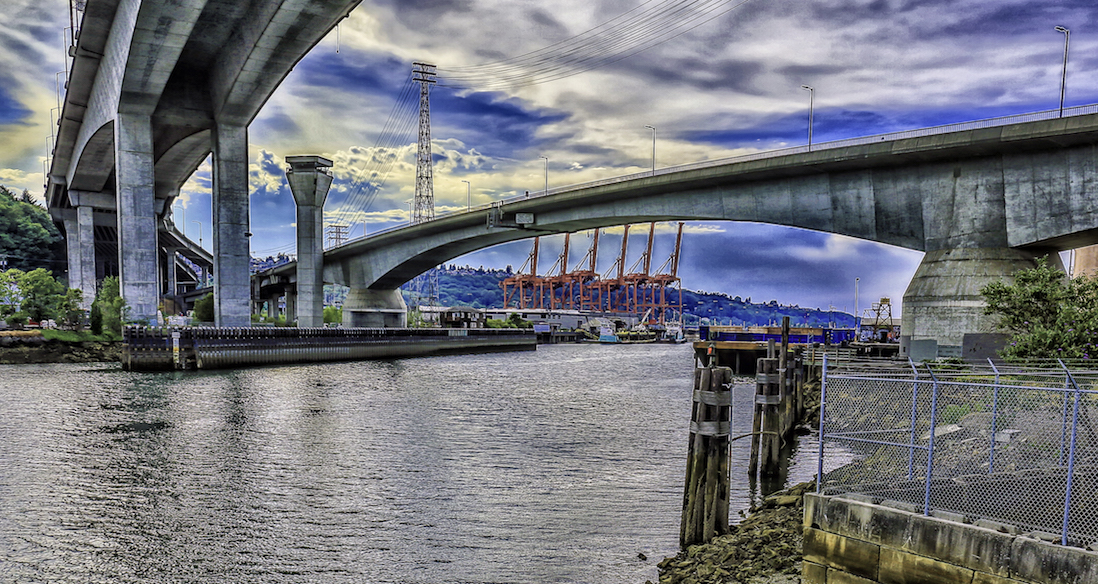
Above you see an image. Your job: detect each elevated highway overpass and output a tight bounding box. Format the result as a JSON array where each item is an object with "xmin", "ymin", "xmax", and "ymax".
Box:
[{"xmin": 46, "ymin": 0, "xmax": 360, "ymax": 325}]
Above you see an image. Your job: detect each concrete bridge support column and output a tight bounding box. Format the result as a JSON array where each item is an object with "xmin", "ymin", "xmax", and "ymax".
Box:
[
  {"xmin": 114, "ymin": 112, "xmax": 159, "ymax": 323},
  {"xmin": 164, "ymin": 246, "xmax": 180, "ymax": 302},
  {"xmin": 284, "ymin": 291, "xmax": 296, "ymax": 325},
  {"xmin": 62, "ymin": 204, "xmax": 97, "ymax": 308},
  {"xmin": 211, "ymin": 123, "xmax": 252, "ymax": 327},
  {"xmin": 285, "ymin": 156, "xmax": 334, "ymax": 327},
  {"xmin": 343, "ymin": 288, "xmax": 407, "ymax": 328},
  {"xmin": 900, "ymin": 247, "xmax": 1046, "ymax": 358}
]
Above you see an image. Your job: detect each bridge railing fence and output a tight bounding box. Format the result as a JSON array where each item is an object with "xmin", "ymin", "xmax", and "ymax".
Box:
[
  {"xmin": 338, "ymin": 102, "xmax": 1098, "ymax": 248},
  {"xmin": 817, "ymin": 358, "xmax": 1098, "ymax": 549}
]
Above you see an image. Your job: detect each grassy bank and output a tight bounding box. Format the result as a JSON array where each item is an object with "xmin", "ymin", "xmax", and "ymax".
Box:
[{"xmin": 0, "ymin": 329, "xmax": 120, "ymax": 364}]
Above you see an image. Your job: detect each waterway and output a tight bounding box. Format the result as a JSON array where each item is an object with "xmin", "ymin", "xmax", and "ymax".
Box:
[{"xmin": 0, "ymin": 343, "xmax": 842, "ymax": 583}]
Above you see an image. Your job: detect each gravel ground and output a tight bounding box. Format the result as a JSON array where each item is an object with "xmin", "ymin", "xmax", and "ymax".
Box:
[{"xmin": 648, "ymin": 481, "xmax": 813, "ymax": 584}]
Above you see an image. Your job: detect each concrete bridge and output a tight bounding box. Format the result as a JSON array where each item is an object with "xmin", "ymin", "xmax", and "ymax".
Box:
[
  {"xmin": 43, "ymin": 1, "xmax": 1098, "ymax": 356},
  {"xmin": 46, "ymin": 0, "xmax": 361, "ymax": 325},
  {"xmin": 258, "ymin": 108, "xmax": 1098, "ymax": 356}
]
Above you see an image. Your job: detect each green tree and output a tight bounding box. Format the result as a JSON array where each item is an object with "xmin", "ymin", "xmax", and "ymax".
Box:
[
  {"xmin": 982, "ymin": 257, "xmax": 1098, "ymax": 360},
  {"xmin": 0, "ymin": 268, "xmax": 19, "ymax": 319},
  {"xmin": 92, "ymin": 276, "xmax": 127, "ymax": 334},
  {"xmin": 17, "ymin": 268, "xmax": 64, "ymax": 322},
  {"xmin": 58, "ymin": 288, "xmax": 85, "ymax": 328},
  {"xmin": 323, "ymin": 305, "xmax": 342, "ymax": 324},
  {"xmin": 0, "ymin": 186, "xmax": 65, "ymax": 272},
  {"xmin": 193, "ymin": 292, "xmax": 214, "ymax": 323},
  {"xmin": 90, "ymin": 301, "xmax": 103, "ymax": 335}
]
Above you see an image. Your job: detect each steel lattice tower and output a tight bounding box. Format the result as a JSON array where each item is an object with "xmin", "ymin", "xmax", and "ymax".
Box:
[{"xmin": 412, "ymin": 62, "xmax": 436, "ymax": 224}]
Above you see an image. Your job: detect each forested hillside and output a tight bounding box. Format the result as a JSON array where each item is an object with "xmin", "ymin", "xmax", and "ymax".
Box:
[{"xmin": 427, "ymin": 265, "xmax": 855, "ymax": 326}]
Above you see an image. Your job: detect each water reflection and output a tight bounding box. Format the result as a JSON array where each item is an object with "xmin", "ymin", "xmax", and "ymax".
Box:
[{"xmin": 0, "ymin": 346, "xmax": 844, "ymax": 583}]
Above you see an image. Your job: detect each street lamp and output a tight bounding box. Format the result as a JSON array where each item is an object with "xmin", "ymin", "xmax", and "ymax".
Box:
[
  {"xmin": 644, "ymin": 124, "xmax": 656, "ymax": 175},
  {"xmin": 406, "ymin": 199, "xmax": 414, "ymax": 225},
  {"xmin": 801, "ymin": 85, "xmax": 815, "ymax": 150},
  {"xmin": 1056, "ymin": 26, "xmax": 1070, "ymax": 118},
  {"xmin": 540, "ymin": 156, "xmax": 548, "ymax": 195},
  {"xmin": 462, "ymin": 180, "xmax": 470, "ymax": 211},
  {"xmin": 854, "ymin": 277, "xmax": 860, "ymax": 336},
  {"xmin": 191, "ymin": 220, "xmax": 203, "ymax": 249}
]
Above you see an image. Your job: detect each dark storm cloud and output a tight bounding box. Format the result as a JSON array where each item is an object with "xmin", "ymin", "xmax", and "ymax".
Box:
[
  {"xmin": 432, "ymin": 87, "xmax": 570, "ymax": 159},
  {"xmin": 294, "ymin": 51, "xmax": 410, "ymax": 98},
  {"xmin": 0, "ymin": 84, "xmax": 31, "ymax": 126},
  {"xmin": 625, "ymin": 57, "xmax": 765, "ymax": 94},
  {"xmin": 375, "ymin": 0, "xmax": 474, "ymax": 23}
]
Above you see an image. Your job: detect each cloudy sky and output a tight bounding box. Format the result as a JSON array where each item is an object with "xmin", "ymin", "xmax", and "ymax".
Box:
[{"xmin": 3, "ymin": 0, "xmax": 1098, "ymax": 317}]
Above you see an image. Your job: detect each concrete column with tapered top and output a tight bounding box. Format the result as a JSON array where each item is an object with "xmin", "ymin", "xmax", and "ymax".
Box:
[{"xmin": 285, "ymin": 156, "xmax": 333, "ymax": 328}]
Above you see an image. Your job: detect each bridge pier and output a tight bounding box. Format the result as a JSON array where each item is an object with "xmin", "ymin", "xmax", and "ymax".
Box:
[
  {"xmin": 114, "ymin": 111, "xmax": 160, "ymax": 323},
  {"xmin": 900, "ymin": 247, "xmax": 1050, "ymax": 358},
  {"xmin": 286, "ymin": 156, "xmax": 334, "ymax": 327},
  {"xmin": 343, "ymin": 288, "xmax": 407, "ymax": 328},
  {"xmin": 211, "ymin": 123, "xmax": 252, "ymax": 327},
  {"xmin": 60, "ymin": 204, "xmax": 97, "ymax": 309}
]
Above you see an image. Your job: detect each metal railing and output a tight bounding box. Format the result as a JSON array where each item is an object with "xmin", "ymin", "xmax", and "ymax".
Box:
[
  {"xmin": 817, "ymin": 358, "xmax": 1098, "ymax": 548},
  {"xmin": 339, "ymin": 102, "xmax": 1098, "ymax": 245}
]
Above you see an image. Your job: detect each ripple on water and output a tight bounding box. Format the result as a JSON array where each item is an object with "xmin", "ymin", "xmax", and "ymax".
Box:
[{"xmin": 0, "ymin": 345, "xmax": 843, "ymax": 583}]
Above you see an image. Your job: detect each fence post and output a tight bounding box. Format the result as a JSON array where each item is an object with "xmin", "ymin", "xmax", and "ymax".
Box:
[
  {"xmin": 816, "ymin": 354, "xmax": 828, "ymax": 494},
  {"xmin": 923, "ymin": 364, "xmax": 941, "ymax": 516},
  {"xmin": 680, "ymin": 365, "xmax": 732, "ymax": 548},
  {"xmin": 1059, "ymin": 360, "xmax": 1082, "ymax": 546},
  {"xmin": 987, "ymin": 358, "xmax": 1001, "ymax": 474},
  {"xmin": 907, "ymin": 358, "xmax": 920, "ymax": 480}
]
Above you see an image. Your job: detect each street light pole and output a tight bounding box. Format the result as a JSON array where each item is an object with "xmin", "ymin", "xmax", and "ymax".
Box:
[
  {"xmin": 1056, "ymin": 26, "xmax": 1070, "ymax": 118},
  {"xmin": 540, "ymin": 156, "xmax": 548, "ymax": 195},
  {"xmin": 644, "ymin": 125, "xmax": 656, "ymax": 175},
  {"xmin": 854, "ymin": 277, "xmax": 860, "ymax": 336},
  {"xmin": 191, "ymin": 220, "xmax": 202, "ymax": 249},
  {"xmin": 801, "ymin": 85, "xmax": 815, "ymax": 150},
  {"xmin": 462, "ymin": 180, "xmax": 470, "ymax": 211}
]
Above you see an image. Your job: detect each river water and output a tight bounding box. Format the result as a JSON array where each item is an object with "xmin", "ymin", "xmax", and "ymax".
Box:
[{"xmin": 0, "ymin": 343, "xmax": 834, "ymax": 583}]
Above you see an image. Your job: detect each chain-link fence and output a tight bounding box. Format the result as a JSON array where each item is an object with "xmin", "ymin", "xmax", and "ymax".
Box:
[{"xmin": 817, "ymin": 359, "xmax": 1098, "ymax": 548}]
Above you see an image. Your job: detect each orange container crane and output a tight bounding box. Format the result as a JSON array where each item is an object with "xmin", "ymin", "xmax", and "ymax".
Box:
[
  {"xmin": 500, "ymin": 237, "xmax": 543, "ymax": 309},
  {"xmin": 648, "ymin": 222, "xmax": 685, "ymax": 324},
  {"xmin": 571, "ymin": 228, "xmax": 602, "ymax": 312}
]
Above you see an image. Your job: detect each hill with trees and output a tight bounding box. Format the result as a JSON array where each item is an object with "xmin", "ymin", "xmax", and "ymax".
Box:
[{"xmin": 0, "ymin": 186, "xmax": 66, "ymax": 273}]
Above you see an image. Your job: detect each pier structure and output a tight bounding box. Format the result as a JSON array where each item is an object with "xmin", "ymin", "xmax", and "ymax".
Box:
[{"xmin": 122, "ymin": 326, "xmax": 535, "ymax": 371}]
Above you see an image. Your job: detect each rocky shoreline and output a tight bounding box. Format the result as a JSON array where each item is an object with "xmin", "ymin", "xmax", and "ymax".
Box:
[
  {"xmin": 651, "ymin": 481, "xmax": 813, "ymax": 584},
  {"xmin": 0, "ymin": 333, "xmax": 120, "ymax": 364}
]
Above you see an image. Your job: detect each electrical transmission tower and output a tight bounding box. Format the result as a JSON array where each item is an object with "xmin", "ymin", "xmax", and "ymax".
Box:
[
  {"xmin": 412, "ymin": 62, "xmax": 436, "ymax": 224},
  {"xmin": 408, "ymin": 62, "xmax": 440, "ymax": 311},
  {"xmin": 324, "ymin": 224, "xmax": 348, "ymax": 249}
]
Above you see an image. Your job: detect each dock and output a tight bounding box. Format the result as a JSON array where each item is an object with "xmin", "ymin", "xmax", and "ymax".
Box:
[{"xmin": 122, "ymin": 326, "xmax": 537, "ymax": 371}]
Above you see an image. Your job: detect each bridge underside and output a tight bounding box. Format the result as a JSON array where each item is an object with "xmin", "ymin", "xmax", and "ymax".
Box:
[
  {"xmin": 322, "ymin": 117, "xmax": 1098, "ymax": 352},
  {"xmin": 47, "ymin": 0, "xmax": 361, "ymax": 325}
]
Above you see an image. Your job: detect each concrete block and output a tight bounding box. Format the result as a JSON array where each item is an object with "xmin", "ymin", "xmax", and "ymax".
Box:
[
  {"xmin": 802, "ymin": 561, "xmax": 827, "ymax": 584},
  {"xmin": 808, "ymin": 494, "xmax": 1015, "ymax": 578},
  {"xmin": 879, "ymin": 547, "xmax": 975, "ymax": 584},
  {"xmin": 1011, "ymin": 535, "xmax": 1098, "ymax": 584},
  {"xmin": 803, "ymin": 527, "xmax": 880, "ymax": 581},
  {"xmin": 972, "ymin": 572, "xmax": 1026, "ymax": 584},
  {"xmin": 827, "ymin": 568, "xmax": 879, "ymax": 584}
]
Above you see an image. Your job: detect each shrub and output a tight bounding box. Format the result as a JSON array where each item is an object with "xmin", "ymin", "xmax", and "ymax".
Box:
[{"xmin": 193, "ymin": 292, "xmax": 214, "ymax": 323}]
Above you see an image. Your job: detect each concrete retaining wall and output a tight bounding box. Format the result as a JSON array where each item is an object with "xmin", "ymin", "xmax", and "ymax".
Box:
[{"xmin": 803, "ymin": 493, "xmax": 1098, "ymax": 584}]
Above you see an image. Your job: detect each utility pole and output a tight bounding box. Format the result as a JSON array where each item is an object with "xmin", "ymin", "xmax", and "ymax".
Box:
[{"xmin": 412, "ymin": 62, "xmax": 437, "ymax": 224}]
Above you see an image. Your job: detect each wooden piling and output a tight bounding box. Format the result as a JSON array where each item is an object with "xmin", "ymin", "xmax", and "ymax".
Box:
[
  {"xmin": 756, "ymin": 357, "xmax": 782, "ymax": 476},
  {"xmin": 680, "ymin": 365, "xmax": 732, "ymax": 548}
]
